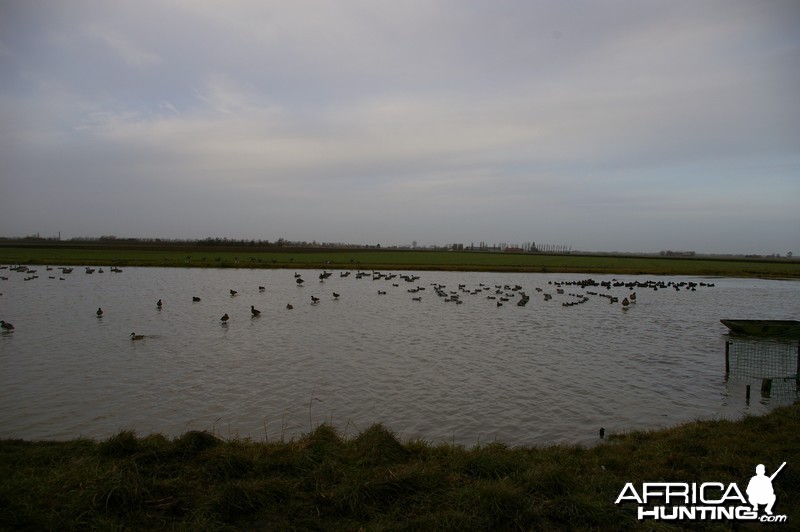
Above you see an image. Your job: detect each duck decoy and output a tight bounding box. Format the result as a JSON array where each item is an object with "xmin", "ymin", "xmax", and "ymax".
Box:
[
  {"xmin": 96, "ymin": 307, "xmax": 103, "ymax": 317},
  {"xmin": 251, "ymin": 305, "xmax": 261, "ymax": 317},
  {"xmin": 220, "ymin": 313, "xmax": 230, "ymax": 323},
  {"xmin": 0, "ymin": 320, "xmax": 14, "ymax": 331},
  {"xmin": 130, "ymin": 332, "xmax": 144, "ymax": 340}
]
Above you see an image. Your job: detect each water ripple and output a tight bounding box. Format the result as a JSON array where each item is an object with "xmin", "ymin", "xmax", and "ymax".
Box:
[{"xmin": 0, "ymin": 268, "xmax": 798, "ymax": 446}]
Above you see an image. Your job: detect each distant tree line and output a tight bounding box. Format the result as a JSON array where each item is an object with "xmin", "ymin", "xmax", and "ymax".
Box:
[
  {"xmin": 460, "ymin": 242, "xmax": 572, "ymax": 253},
  {"xmin": 660, "ymin": 250, "xmax": 696, "ymax": 257},
  {"xmin": 0, "ymin": 235, "xmax": 381, "ymax": 250}
]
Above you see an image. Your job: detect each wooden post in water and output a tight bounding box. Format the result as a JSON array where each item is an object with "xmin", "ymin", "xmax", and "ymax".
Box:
[
  {"xmin": 796, "ymin": 340, "xmax": 800, "ymax": 379},
  {"xmin": 745, "ymin": 384, "xmax": 751, "ymax": 404},
  {"xmin": 725, "ymin": 341, "xmax": 730, "ymax": 374},
  {"xmin": 761, "ymin": 378, "xmax": 772, "ymax": 398}
]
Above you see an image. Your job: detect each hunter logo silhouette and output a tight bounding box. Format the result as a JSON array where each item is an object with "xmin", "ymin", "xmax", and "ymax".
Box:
[{"xmin": 746, "ymin": 462, "xmax": 785, "ymax": 516}]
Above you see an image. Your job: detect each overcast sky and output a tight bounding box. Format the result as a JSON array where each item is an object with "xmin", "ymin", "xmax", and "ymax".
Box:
[{"xmin": 1, "ymin": 1, "xmax": 798, "ymax": 254}]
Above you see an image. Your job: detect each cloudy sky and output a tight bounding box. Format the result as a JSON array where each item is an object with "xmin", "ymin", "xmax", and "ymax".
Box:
[{"xmin": 1, "ymin": 1, "xmax": 798, "ymax": 254}]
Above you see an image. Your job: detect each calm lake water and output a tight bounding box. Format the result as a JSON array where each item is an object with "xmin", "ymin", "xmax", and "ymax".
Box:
[{"xmin": 1, "ymin": 266, "xmax": 798, "ymax": 447}]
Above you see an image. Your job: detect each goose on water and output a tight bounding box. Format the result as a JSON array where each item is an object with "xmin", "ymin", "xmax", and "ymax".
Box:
[
  {"xmin": 96, "ymin": 307, "xmax": 103, "ymax": 317},
  {"xmin": 0, "ymin": 320, "xmax": 14, "ymax": 331},
  {"xmin": 130, "ymin": 333, "xmax": 144, "ymax": 340},
  {"xmin": 251, "ymin": 305, "xmax": 261, "ymax": 316},
  {"xmin": 157, "ymin": 299, "xmax": 163, "ymax": 309},
  {"xmin": 220, "ymin": 313, "xmax": 230, "ymax": 323}
]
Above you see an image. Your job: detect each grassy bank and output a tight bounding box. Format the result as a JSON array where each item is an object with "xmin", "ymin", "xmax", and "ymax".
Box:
[
  {"xmin": 2, "ymin": 403, "xmax": 798, "ymax": 530},
  {"xmin": 2, "ymin": 243, "xmax": 799, "ymax": 277}
]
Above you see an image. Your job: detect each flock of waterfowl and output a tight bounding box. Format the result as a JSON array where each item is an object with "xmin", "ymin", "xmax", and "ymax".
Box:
[
  {"xmin": 209, "ymin": 271, "xmax": 715, "ymax": 325},
  {"xmin": 1, "ymin": 264, "xmax": 716, "ymax": 339}
]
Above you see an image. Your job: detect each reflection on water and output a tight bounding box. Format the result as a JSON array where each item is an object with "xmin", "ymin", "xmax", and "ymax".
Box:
[{"xmin": 1, "ymin": 266, "xmax": 798, "ymax": 446}]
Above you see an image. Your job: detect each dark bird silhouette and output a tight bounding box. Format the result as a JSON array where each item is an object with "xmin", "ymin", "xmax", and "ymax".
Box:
[
  {"xmin": 192, "ymin": 296, "xmax": 201, "ymax": 302},
  {"xmin": 296, "ymin": 278, "xmax": 305, "ymax": 285},
  {"xmin": 0, "ymin": 320, "xmax": 14, "ymax": 331},
  {"xmin": 220, "ymin": 313, "xmax": 230, "ymax": 323},
  {"xmin": 286, "ymin": 303, "xmax": 293, "ymax": 310},
  {"xmin": 258, "ymin": 286, "xmax": 266, "ymax": 292},
  {"xmin": 130, "ymin": 332, "xmax": 144, "ymax": 340},
  {"xmin": 251, "ymin": 305, "xmax": 261, "ymax": 317},
  {"xmin": 96, "ymin": 307, "xmax": 103, "ymax": 317},
  {"xmin": 157, "ymin": 299, "xmax": 163, "ymax": 309},
  {"xmin": 230, "ymin": 290, "xmax": 238, "ymax": 296},
  {"xmin": 332, "ymin": 292, "xmax": 340, "ymax": 299},
  {"xmin": 311, "ymin": 296, "xmax": 320, "ymax": 304}
]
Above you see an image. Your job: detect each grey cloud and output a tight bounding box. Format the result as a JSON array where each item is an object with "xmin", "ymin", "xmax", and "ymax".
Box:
[{"xmin": 1, "ymin": 0, "xmax": 798, "ymax": 253}]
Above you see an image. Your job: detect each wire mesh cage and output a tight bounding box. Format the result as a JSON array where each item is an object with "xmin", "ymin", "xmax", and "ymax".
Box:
[
  {"xmin": 726, "ymin": 339, "xmax": 799, "ymax": 379},
  {"xmin": 725, "ymin": 339, "xmax": 800, "ymax": 401}
]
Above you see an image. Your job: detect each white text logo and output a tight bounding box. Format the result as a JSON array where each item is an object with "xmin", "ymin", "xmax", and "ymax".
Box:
[{"xmin": 615, "ymin": 462, "xmax": 787, "ymax": 523}]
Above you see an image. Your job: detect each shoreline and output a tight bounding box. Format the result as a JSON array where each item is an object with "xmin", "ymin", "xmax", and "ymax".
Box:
[{"xmin": 2, "ymin": 402, "xmax": 798, "ymax": 529}]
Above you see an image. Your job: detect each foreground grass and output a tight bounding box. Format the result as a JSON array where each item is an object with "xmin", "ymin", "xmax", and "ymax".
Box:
[
  {"xmin": 2, "ymin": 244, "xmax": 799, "ymax": 277},
  {"xmin": 2, "ymin": 403, "xmax": 798, "ymax": 530}
]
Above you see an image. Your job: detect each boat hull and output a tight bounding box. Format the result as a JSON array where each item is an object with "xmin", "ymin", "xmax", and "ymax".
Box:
[{"xmin": 720, "ymin": 319, "xmax": 800, "ymax": 338}]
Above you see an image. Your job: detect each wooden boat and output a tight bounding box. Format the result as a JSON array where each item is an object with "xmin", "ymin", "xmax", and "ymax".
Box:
[{"xmin": 720, "ymin": 319, "xmax": 800, "ymax": 338}]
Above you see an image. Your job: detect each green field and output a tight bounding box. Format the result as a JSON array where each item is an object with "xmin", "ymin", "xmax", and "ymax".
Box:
[
  {"xmin": 2, "ymin": 403, "xmax": 798, "ymax": 530},
  {"xmin": 2, "ymin": 243, "xmax": 799, "ymax": 277}
]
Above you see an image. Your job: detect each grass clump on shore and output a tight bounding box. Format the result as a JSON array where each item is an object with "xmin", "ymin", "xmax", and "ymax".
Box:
[{"xmin": 2, "ymin": 404, "xmax": 799, "ymax": 530}]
